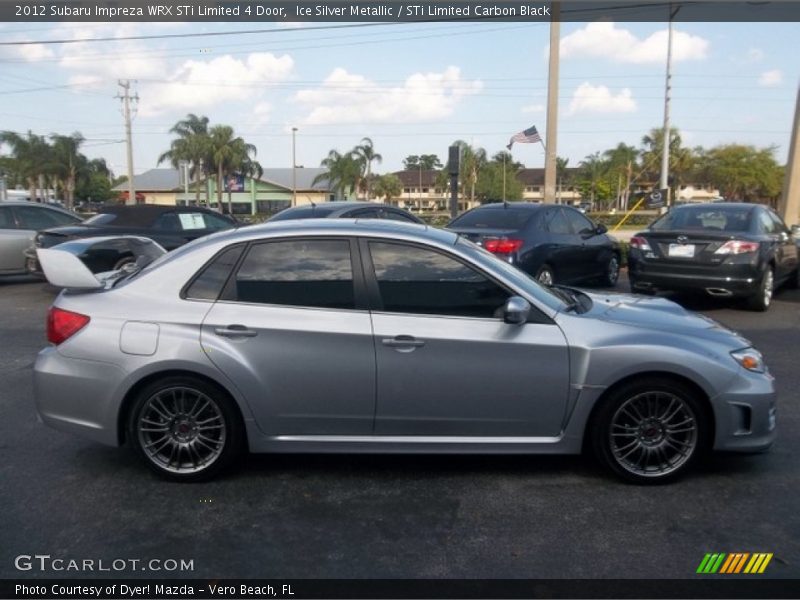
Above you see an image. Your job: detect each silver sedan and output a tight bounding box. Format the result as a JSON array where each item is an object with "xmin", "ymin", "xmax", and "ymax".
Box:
[{"xmin": 33, "ymin": 220, "xmax": 777, "ymax": 483}]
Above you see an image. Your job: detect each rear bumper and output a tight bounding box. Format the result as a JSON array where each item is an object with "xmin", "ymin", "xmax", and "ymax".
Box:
[
  {"xmin": 34, "ymin": 347, "xmax": 126, "ymax": 446},
  {"xmin": 711, "ymin": 369, "xmax": 777, "ymax": 453},
  {"xmin": 629, "ymin": 259, "xmax": 761, "ymax": 297}
]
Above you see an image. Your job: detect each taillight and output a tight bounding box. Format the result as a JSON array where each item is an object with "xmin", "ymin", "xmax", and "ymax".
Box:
[
  {"xmin": 484, "ymin": 238, "xmax": 523, "ymax": 254},
  {"xmin": 47, "ymin": 307, "xmax": 90, "ymax": 345},
  {"xmin": 715, "ymin": 240, "xmax": 760, "ymax": 255},
  {"xmin": 629, "ymin": 236, "xmax": 652, "ymax": 251}
]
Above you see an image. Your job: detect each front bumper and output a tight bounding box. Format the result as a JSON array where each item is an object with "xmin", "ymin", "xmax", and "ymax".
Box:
[
  {"xmin": 34, "ymin": 347, "xmax": 127, "ymax": 446},
  {"xmin": 711, "ymin": 368, "xmax": 777, "ymax": 453}
]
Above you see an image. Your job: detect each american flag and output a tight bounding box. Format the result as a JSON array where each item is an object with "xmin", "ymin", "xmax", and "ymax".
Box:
[{"xmin": 506, "ymin": 125, "xmax": 542, "ymax": 150}]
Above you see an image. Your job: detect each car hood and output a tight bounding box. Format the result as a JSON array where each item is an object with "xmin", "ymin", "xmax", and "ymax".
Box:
[{"xmin": 581, "ymin": 290, "xmax": 751, "ymax": 347}]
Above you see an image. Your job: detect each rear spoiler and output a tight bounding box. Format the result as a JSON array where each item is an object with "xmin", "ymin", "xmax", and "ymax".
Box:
[{"xmin": 37, "ymin": 236, "xmax": 166, "ymax": 289}]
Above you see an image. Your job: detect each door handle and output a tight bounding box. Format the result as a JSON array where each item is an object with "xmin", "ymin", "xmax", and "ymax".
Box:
[
  {"xmin": 382, "ymin": 336, "xmax": 426, "ymax": 351},
  {"xmin": 214, "ymin": 324, "xmax": 258, "ymax": 338}
]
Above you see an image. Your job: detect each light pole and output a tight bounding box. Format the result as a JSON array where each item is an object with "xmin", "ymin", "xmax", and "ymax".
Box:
[
  {"xmin": 660, "ymin": 5, "xmax": 680, "ymax": 207},
  {"xmin": 543, "ymin": 1, "xmax": 560, "ymax": 204},
  {"xmin": 292, "ymin": 127, "xmax": 298, "ymax": 207}
]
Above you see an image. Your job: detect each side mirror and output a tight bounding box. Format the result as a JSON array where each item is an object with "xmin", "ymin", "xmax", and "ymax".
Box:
[
  {"xmin": 503, "ymin": 296, "xmax": 531, "ymax": 325},
  {"xmin": 595, "ymin": 223, "xmax": 608, "ymax": 235}
]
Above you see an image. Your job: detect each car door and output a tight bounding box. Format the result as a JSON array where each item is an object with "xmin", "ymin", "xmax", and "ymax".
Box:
[
  {"xmin": 363, "ymin": 239, "xmax": 570, "ymax": 437},
  {"xmin": 0, "ymin": 205, "xmax": 29, "ymax": 273},
  {"xmin": 543, "ymin": 207, "xmax": 582, "ymax": 283},
  {"xmin": 199, "ymin": 237, "xmax": 377, "ymax": 436},
  {"xmin": 7, "ymin": 205, "xmax": 79, "ymax": 273},
  {"xmin": 766, "ymin": 209, "xmax": 798, "ymax": 279},
  {"xmin": 564, "ymin": 207, "xmax": 608, "ymax": 281}
]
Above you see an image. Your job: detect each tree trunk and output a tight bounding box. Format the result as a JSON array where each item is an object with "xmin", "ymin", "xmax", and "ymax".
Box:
[
  {"xmin": 194, "ymin": 165, "xmax": 201, "ymax": 205},
  {"xmin": 216, "ymin": 163, "xmax": 223, "ymax": 212},
  {"xmin": 28, "ymin": 178, "xmax": 36, "ymax": 203}
]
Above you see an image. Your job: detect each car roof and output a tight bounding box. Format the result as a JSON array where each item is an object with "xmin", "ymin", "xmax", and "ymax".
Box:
[
  {"xmin": 282, "ymin": 202, "xmax": 407, "ymax": 212},
  {"xmin": 94, "ymin": 204, "xmax": 226, "ymax": 227},
  {"xmin": 0, "ymin": 201, "xmax": 79, "ymax": 215},
  {"xmin": 469, "ymin": 202, "xmax": 548, "ymax": 211},
  {"xmin": 182, "ymin": 218, "xmax": 454, "ymax": 253},
  {"xmin": 672, "ymin": 202, "xmax": 757, "ymax": 211}
]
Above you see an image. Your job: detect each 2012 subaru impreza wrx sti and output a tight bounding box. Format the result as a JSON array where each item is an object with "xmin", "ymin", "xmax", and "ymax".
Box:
[{"xmin": 33, "ymin": 220, "xmax": 777, "ymax": 483}]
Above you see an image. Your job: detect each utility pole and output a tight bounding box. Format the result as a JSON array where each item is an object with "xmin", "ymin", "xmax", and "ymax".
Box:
[
  {"xmin": 117, "ymin": 80, "xmax": 138, "ymax": 205},
  {"xmin": 291, "ymin": 127, "xmax": 298, "ymax": 207},
  {"xmin": 778, "ymin": 83, "xmax": 800, "ymax": 226},
  {"xmin": 543, "ymin": 2, "xmax": 560, "ymax": 204},
  {"xmin": 660, "ymin": 6, "xmax": 678, "ymax": 207}
]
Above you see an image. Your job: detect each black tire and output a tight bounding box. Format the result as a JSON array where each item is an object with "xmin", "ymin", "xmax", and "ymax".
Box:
[
  {"xmin": 127, "ymin": 375, "xmax": 245, "ymax": 482},
  {"xmin": 603, "ymin": 254, "xmax": 621, "ymax": 288},
  {"xmin": 535, "ymin": 264, "xmax": 555, "ymax": 286},
  {"xmin": 746, "ymin": 266, "xmax": 774, "ymax": 312},
  {"xmin": 590, "ymin": 376, "xmax": 710, "ymax": 484}
]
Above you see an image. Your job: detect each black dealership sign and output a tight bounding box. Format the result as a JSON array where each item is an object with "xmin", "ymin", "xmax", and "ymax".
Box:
[{"xmin": 646, "ymin": 189, "xmax": 669, "ymax": 209}]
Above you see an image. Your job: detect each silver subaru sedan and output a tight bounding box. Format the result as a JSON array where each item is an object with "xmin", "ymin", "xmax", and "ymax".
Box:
[{"xmin": 33, "ymin": 220, "xmax": 776, "ymax": 483}]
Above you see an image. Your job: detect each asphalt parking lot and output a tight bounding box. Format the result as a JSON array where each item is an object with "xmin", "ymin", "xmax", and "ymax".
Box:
[{"xmin": 1, "ymin": 271, "xmax": 798, "ymax": 580}]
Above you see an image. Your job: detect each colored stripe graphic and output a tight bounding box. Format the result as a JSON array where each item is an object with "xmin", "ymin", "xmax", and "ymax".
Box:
[
  {"xmin": 734, "ymin": 553, "xmax": 750, "ymax": 573},
  {"xmin": 710, "ymin": 553, "xmax": 726, "ymax": 573},
  {"xmin": 719, "ymin": 554, "xmax": 736, "ymax": 574},
  {"xmin": 697, "ymin": 554, "xmax": 713, "ymax": 573},
  {"xmin": 700, "ymin": 552, "xmax": 773, "ymax": 574}
]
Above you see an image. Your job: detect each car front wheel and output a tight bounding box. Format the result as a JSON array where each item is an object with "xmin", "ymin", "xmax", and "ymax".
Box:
[
  {"xmin": 127, "ymin": 376, "xmax": 245, "ymax": 481},
  {"xmin": 590, "ymin": 377, "xmax": 708, "ymax": 484},
  {"xmin": 603, "ymin": 254, "xmax": 620, "ymax": 287}
]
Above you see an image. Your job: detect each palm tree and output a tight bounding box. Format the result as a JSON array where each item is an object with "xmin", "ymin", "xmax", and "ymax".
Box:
[
  {"xmin": 579, "ymin": 152, "xmax": 609, "ymax": 206},
  {"xmin": 50, "ymin": 133, "xmax": 85, "ymax": 208},
  {"xmin": 206, "ymin": 125, "xmax": 259, "ymax": 215},
  {"xmin": 158, "ymin": 114, "xmax": 211, "ymax": 205},
  {"xmin": 313, "ymin": 149, "xmax": 361, "ymax": 200},
  {"xmin": 452, "ymin": 140, "xmax": 487, "ymax": 205},
  {"xmin": 353, "ymin": 137, "xmax": 382, "ymax": 200},
  {"xmin": 603, "ymin": 143, "xmax": 639, "ymax": 210},
  {"xmin": 555, "ymin": 156, "xmax": 570, "ymax": 204},
  {"xmin": 641, "ymin": 127, "xmax": 694, "ymax": 198},
  {"xmin": 0, "ymin": 131, "xmax": 50, "ymax": 202}
]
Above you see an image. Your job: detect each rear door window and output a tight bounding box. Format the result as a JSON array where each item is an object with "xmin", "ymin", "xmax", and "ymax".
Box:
[
  {"xmin": 229, "ymin": 239, "xmax": 356, "ymax": 310},
  {"xmin": 0, "ymin": 206, "xmax": 15, "ymax": 229}
]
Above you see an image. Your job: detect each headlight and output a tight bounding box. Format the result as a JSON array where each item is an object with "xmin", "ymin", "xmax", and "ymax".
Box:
[{"xmin": 731, "ymin": 347, "xmax": 766, "ymax": 373}]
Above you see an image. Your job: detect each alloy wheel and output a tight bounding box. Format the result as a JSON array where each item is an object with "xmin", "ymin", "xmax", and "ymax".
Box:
[
  {"xmin": 608, "ymin": 391, "xmax": 698, "ymax": 478},
  {"xmin": 136, "ymin": 386, "xmax": 227, "ymax": 474}
]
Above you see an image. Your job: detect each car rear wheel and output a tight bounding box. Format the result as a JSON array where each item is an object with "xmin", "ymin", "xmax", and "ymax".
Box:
[
  {"xmin": 746, "ymin": 267, "xmax": 774, "ymax": 312},
  {"xmin": 127, "ymin": 376, "xmax": 245, "ymax": 482},
  {"xmin": 536, "ymin": 264, "xmax": 555, "ymax": 286},
  {"xmin": 590, "ymin": 377, "xmax": 708, "ymax": 484}
]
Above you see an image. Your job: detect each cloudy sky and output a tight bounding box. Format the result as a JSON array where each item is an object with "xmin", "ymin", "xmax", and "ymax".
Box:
[{"xmin": 0, "ymin": 19, "xmax": 797, "ymax": 178}]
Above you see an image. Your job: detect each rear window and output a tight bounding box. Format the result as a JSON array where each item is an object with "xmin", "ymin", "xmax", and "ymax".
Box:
[
  {"xmin": 448, "ymin": 207, "xmax": 535, "ymax": 229},
  {"xmin": 269, "ymin": 206, "xmax": 337, "ymax": 221},
  {"xmin": 651, "ymin": 206, "xmax": 753, "ymax": 233}
]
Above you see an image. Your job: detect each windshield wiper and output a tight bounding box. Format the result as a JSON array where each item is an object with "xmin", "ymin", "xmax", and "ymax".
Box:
[{"xmin": 551, "ymin": 286, "xmax": 578, "ymax": 312}]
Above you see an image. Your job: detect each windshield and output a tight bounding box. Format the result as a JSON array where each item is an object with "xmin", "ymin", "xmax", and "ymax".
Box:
[{"xmin": 455, "ymin": 237, "xmax": 566, "ymax": 313}]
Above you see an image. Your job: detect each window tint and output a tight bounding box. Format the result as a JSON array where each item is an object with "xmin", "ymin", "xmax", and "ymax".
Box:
[
  {"xmin": 202, "ymin": 212, "xmax": 234, "ymax": 231},
  {"xmin": 184, "ymin": 245, "xmax": 244, "ymax": 300},
  {"xmin": 766, "ymin": 210, "xmax": 788, "ymax": 234},
  {"xmin": 0, "ymin": 207, "xmax": 15, "ymax": 229},
  {"xmin": 369, "ymin": 242, "xmax": 510, "ymax": 318},
  {"xmin": 348, "ymin": 208, "xmax": 380, "ymax": 218},
  {"xmin": 233, "ymin": 239, "xmax": 354, "ymax": 309},
  {"xmin": 14, "ymin": 206, "xmax": 76, "ymax": 230},
  {"xmin": 651, "ymin": 206, "xmax": 752, "ymax": 232},
  {"xmin": 757, "ymin": 211, "xmax": 777, "ymax": 234},
  {"xmin": 269, "ymin": 206, "xmax": 337, "ymax": 221},
  {"xmin": 564, "ymin": 208, "xmax": 594, "ymax": 234},
  {"xmin": 545, "ymin": 208, "xmax": 571, "ymax": 234},
  {"xmin": 385, "ymin": 210, "xmax": 419, "ymax": 223},
  {"xmin": 448, "ymin": 207, "xmax": 534, "ymax": 229},
  {"xmin": 84, "ymin": 213, "xmax": 117, "ymax": 225}
]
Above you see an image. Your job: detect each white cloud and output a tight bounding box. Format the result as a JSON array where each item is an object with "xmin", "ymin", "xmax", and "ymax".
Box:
[
  {"xmin": 15, "ymin": 43, "xmax": 55, "ymax": 61},
  {"xmin": 758, "ymin": 69, "xmax": 783, "ymax": 87},
  {"xmin": 252, "ymin": 101, "xmax": 273, "ymax": 125},
  {"xmin": 138, "ymin": 53, "xmax": 294, "ymax": 116},
  {"xmin": 294, "ymin": 66, "xmax": 483, "ymax": 125},
  {"xmin": 566, "ymin": 82, "xmax": 637, "ymax": 115},
  {"xmin": 559, "ymin": 22, "xmax": 709, "ymax": 64},
  {"xmin": 521, "ymin": 104, "xmax": 544, "ymax": 114}
]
